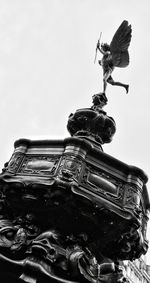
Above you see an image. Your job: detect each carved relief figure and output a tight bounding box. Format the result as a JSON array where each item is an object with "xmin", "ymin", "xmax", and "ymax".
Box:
[{"xmin": 0, "ymin": 217, "xmax": 125, "ymax": 283}]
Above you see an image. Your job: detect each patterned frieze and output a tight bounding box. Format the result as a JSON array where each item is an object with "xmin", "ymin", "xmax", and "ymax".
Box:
[{"xmin": 1, "ymin": 138, "xmax": 148, "ymax": 220}]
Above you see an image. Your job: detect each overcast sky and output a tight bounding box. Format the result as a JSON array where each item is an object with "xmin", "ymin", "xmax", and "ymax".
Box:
[{"xmin": 0, "ymin": 0, "xmax": 150, "ymax": 263}]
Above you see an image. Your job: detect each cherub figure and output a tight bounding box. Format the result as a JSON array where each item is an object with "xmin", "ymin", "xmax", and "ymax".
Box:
[{"xmin": 96, "ymin": 20, "xmax": 132, "ymax": 94}]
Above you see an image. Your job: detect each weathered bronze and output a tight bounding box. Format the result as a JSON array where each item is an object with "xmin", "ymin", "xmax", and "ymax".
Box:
[
  {"xmin": 96, "ymin": 20, "xmax": 132, "ymax": 94},
  {"xmin": 0, "ymin": 20, "xmax": 148, "ymax": 283},
  {"xmin": 67, "ymin": 92, "xmax": 116, "ymax": 147},
  {"xmin": 0, "ymin": 136, "xmax": 149, "ymax": 283}
]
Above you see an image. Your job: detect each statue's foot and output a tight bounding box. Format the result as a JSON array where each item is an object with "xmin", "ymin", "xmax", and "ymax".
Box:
[{"xmin": 125, "ymin": 85, "xmax": 129, "ymax": 93}]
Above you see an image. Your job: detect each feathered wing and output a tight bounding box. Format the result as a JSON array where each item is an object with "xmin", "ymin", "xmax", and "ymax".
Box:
[{"xmin": 110, "ymin": 20, "xmax": 132, "ymax": 68}]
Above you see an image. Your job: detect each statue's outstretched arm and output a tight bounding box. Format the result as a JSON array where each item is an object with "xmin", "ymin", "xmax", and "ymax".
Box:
[{"xmin": 97, "ymin": 41, "xmax": 105, "ymax": 55}]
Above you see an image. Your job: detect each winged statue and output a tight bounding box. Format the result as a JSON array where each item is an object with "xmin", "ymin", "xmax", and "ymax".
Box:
[{"xmin": 96, "ymin": 20, "xmax": 132, "ymax": 94}]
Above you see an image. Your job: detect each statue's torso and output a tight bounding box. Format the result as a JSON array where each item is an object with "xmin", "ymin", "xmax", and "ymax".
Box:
[{"xmin": 102, "ymin": 52, "xmax": 114, "ymax": 71}]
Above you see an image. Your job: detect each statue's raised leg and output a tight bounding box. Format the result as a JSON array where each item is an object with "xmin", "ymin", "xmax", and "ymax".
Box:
[{"xmin": 107, "ymin": 77, "xmax": 129, "ymax": 93}]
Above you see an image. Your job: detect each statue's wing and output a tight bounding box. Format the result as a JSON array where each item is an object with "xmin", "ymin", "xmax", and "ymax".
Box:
[{"xmin": 110, "ymin": 20, "xmax": 132, "ymax": 68}]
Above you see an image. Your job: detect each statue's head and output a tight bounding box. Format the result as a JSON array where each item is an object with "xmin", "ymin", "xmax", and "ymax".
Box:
[{"xmin": 101, "ymin": 43, "xmax": 110, "ymax": 52}]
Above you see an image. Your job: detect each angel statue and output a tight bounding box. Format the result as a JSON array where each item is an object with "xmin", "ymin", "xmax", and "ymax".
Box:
[{"xmin": 95, "ymin": 20, "xmax": 132, "ymax": 94}]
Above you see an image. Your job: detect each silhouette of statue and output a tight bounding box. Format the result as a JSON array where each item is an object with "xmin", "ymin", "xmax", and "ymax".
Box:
[{"xmin": 96, "ymin": 20, "xmax": 132, "ymax": 94}]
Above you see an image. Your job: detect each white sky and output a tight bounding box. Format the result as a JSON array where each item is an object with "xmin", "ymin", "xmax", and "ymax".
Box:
[{"xmin": 0, "ymin": 0, "xmax": 150, "ymax": 263}]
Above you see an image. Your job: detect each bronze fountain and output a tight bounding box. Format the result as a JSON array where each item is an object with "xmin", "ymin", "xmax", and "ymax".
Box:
[{"xmin": 0, "ymin": 20, "xmax": 149, "ymax": 283}]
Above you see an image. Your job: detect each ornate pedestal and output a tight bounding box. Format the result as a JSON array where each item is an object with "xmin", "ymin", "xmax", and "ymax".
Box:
[{"xmin": 0, "ymin": 93, "xmax": 149, "ymax": 283}]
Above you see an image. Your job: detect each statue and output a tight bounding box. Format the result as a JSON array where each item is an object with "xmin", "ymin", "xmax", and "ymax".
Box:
[
  {"xmin": 0, "ymin": 19, "xmax": 148, "ymax": 283},
  {"xmin": 95, "ymin": 20, "xmax": 132, "ymax": 94}
]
